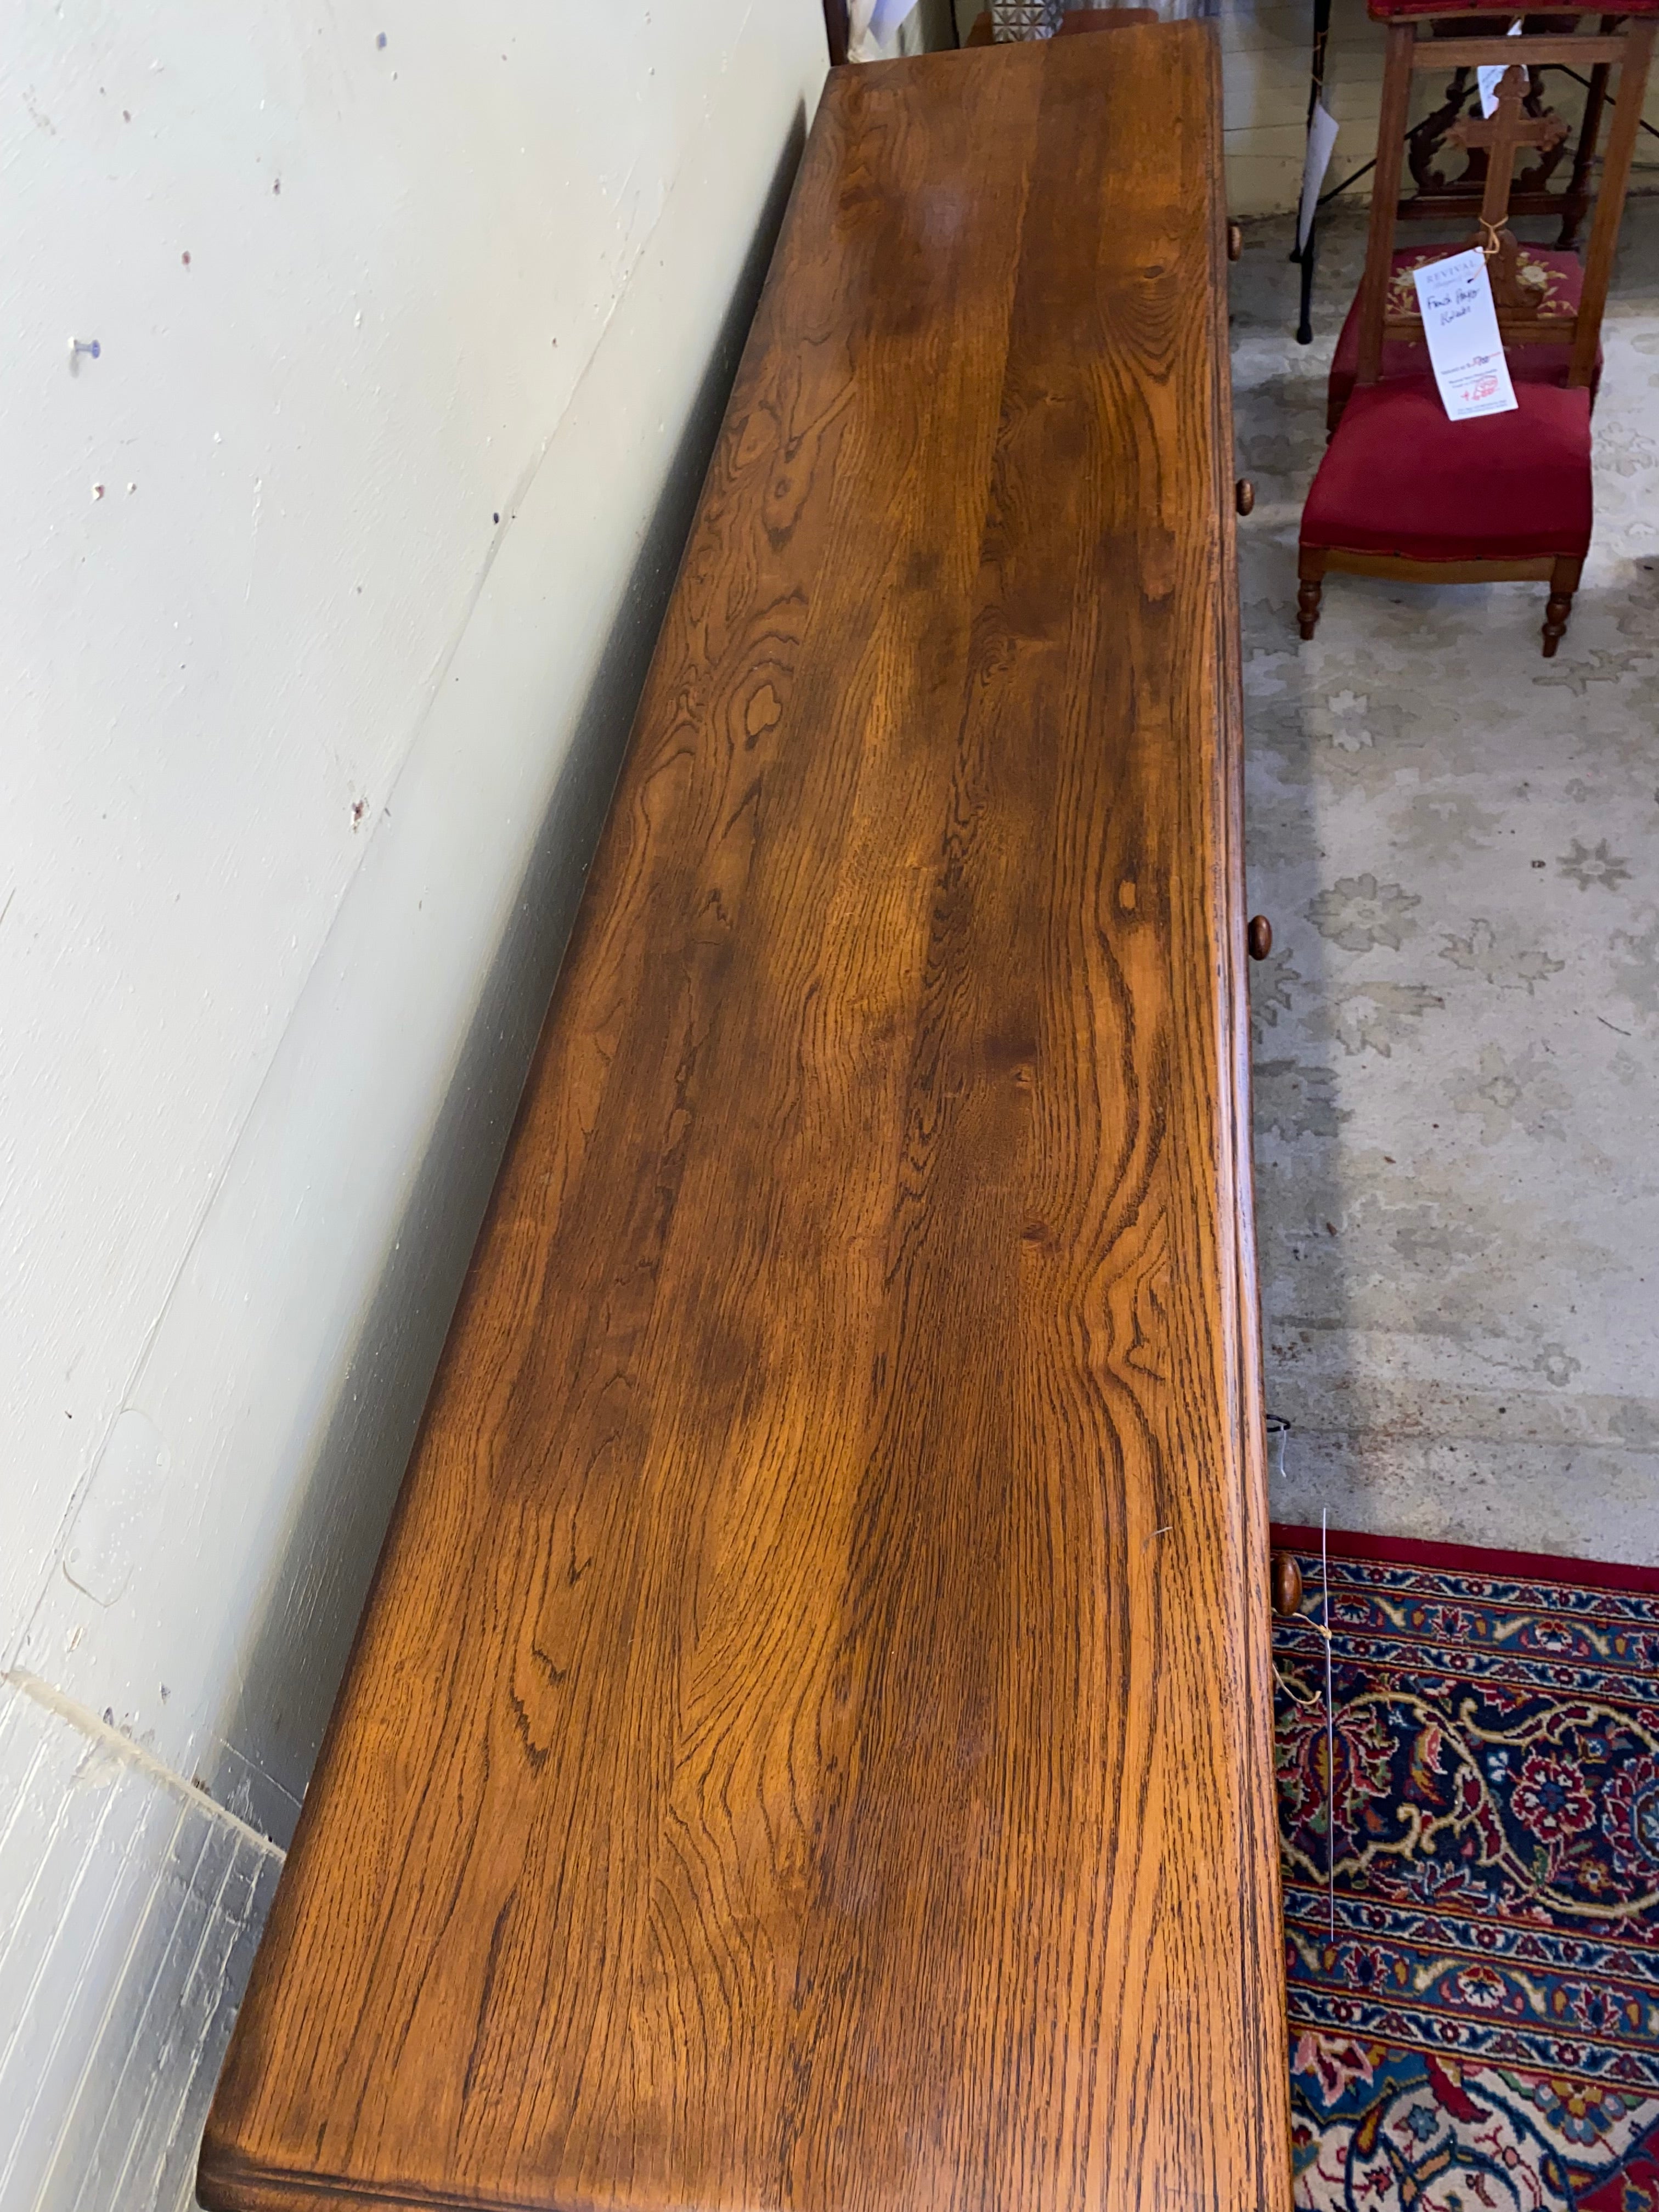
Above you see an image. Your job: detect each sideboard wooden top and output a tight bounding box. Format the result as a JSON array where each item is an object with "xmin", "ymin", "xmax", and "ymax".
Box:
[{"xmin": 202, "ymin": 27, "xmax": 1289, "ymax": 2212}]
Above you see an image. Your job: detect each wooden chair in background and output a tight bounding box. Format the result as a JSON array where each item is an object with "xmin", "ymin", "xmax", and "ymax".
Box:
[
  {"xmin": 1397, "ymin": 11, "xmax": 1634, "ymax": 249},
  {"xmin": 1296, "ymin": 7, "xmax": 1655, "ymax": 656}
]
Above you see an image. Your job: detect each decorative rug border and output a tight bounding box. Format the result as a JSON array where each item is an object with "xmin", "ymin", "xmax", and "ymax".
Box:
[
  {"xmin": 1269, "ymin": 1521, "xmax": 1659, "ymax": 1597},
  {"xmin": 1272, "ymin": 1517, "xmax": 1659, "ymax": 2106}
]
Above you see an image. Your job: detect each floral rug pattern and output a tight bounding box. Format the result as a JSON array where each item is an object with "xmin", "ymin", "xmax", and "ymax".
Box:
[{"xmin": 1274, "ymin": 1531, "xmax": 1659, "ymax": 2210}]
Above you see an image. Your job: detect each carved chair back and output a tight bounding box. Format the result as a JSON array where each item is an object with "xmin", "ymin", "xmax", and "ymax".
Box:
[{"xmin": 1354, "ymin": 11, "xmax": 1656, "ymax": 390}]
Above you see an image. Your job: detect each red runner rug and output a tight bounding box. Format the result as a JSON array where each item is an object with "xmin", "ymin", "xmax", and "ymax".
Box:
[{"xmin": 1272, "ymin": 1523, "xmax": 1659, "ymax": 2211}]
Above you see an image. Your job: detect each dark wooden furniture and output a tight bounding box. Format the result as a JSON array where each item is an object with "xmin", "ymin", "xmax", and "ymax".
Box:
[
  {"xmin": 1271, "ymin": 1551, "xmax": 1306, "ymax": 1617},
  {"xmin": 1327, "ymin": 7, "xmax": 1654, "ymax": 430},
  {"xmin": 1314, "ymin": 7, "xmax": 1647, "ymax": 253},
  {"xmin": 1293, "ymin": 0, "xmax": 1657, "ymax": 349},
  {"xmin": 201, "ymin": 29, "xmax": 1291, "ymax": 2212},
  {"xmin": 1400, "ymin": 14, "xmax": 1605, "ymax": 244},
  {"xmin": 1297, "ymin": 12, "xmax": 1655, "ymax": 655}
]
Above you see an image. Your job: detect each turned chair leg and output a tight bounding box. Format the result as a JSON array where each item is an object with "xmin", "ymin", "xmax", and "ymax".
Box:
[
  {"xmin": 1296, "ymin": 551, "xmax": 1326, "ymax": 640},
  {"xmin": 1541, "ymin": 556, "xmax": 1582, "ymax": 658}
]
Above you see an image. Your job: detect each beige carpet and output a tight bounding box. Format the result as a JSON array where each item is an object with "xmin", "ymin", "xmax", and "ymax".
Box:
[{"xmin": 1233, "ymin": 201, "xmax": 1659, "ymax": 1562}]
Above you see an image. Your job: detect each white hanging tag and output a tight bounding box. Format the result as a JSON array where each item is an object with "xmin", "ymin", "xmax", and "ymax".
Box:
[
  {"xmin": 1411, "ymin": 247, "xmax": 1519, "ymax": 421},
  {"xmin": 1478, "ymin": 19, "xmax": 1525, "ymax": 117},
  {"xmin": 847, "ymin": 0, "xmax": 876, "ymax": 59},
  {"xmin": 869, "ymin": 0, "xmax": 917, "ymax": 39},
  {"xmin": 1297, "ymin": 100, "xmax": 1341, "ymax": 252}
]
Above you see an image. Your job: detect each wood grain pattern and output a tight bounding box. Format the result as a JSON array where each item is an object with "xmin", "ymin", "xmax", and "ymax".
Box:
[{"xmin": 201, "ymin": 30, "xmax": 1290, "ymax": 2212}]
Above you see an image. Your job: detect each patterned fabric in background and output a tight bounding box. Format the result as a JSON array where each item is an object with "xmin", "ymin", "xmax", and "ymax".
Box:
[{"xmin": 1273, "ymin": 1529, "xmax": 1659, "ymax": 2211}]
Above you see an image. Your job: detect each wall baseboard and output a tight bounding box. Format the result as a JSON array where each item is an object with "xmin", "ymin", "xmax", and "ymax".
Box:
[{"xmin": 0, "ymin": 1675, "xmax": 283, "ymax": 2212}]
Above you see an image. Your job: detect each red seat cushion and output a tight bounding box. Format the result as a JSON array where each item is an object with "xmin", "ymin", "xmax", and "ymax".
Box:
[
  {"xmin": 1301, "ymin": 376, "xmax": 1592, "ymax": 560},
  {"xmin": 1327, "ymin": 247, "xmax": 1596, "ymax": 425}
]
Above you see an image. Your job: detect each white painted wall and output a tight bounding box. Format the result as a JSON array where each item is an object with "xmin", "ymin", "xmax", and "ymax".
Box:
[{"xmin": 0, "ymin": 2, "xmax": 825, "ymax": 2200}]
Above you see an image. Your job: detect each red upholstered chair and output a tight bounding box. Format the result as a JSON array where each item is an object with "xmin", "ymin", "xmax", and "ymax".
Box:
[{"xmin": 1297, "ymin": 9, "xmax": 1655, "ymax": 656}]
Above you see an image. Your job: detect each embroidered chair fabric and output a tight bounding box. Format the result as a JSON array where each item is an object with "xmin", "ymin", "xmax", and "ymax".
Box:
[
  {"xmin": 1296, "ymin": 10, "xmax": 1655, "ymax": 656},
  {"xmin": 1325, "ymin": 244, "xmax": 1598, "ymax": 429}
]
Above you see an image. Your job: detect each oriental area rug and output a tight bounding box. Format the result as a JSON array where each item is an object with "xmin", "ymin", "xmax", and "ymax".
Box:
[{"xmin": 1272, "ymin": 1526, "xmax": 1659, "ymax": 2212}]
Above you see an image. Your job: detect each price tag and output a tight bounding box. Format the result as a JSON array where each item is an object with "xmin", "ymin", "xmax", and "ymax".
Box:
[
  {"xmin": 1411, "ymin": 247, "xmax": 1519, "ymax": 421},
  {"xmin": 1297, "ymin": 101, "xmax": 1341, "ymax": 252}
]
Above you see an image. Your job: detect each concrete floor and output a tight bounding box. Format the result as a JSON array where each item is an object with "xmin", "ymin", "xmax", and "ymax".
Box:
[{"xmin": 1234, "ymin": 202, "xmax": 1659, "ymax": 1564}]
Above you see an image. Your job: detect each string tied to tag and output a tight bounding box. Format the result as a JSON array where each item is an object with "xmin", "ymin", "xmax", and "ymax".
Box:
[
  {"xmin": 1268, "ymin": 1438, "xmax": 1341, "ymax": 1951},
  {"xmin": 1479, "ymin": 217, "xmax": 1505, "ymax": 259},
  {"xmin": 1318, "ymin": 1508, "xmax": 1337, "ymax": 1944}
]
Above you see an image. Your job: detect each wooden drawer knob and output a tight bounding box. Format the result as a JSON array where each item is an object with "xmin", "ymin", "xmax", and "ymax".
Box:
[
  {"xmin": 1227, "ymin": 221, "xmax": 1243, "ymax": 262},
  {"xmin": 1271, "ymin": 1550, "xmax": 1304, "ymax": 1617},
  {"xmin": 1235, "ymin": 478, "xmax": 1255, "ymax": 517},
  {"xmin": 1247, "ymin": 915, "xmax": 1272, "ymax": 961}
]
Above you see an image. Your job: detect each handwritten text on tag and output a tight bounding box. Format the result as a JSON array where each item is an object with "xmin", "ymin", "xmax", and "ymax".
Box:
[{"xmin": 1411, "ymin": 248, "xmax": 1519, "ymax": 421}]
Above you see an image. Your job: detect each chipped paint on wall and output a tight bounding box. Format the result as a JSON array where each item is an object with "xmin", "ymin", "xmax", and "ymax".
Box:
[{"xmin": 0, "ymin": 1674, "xmax": 283, "ymax": 2210}]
